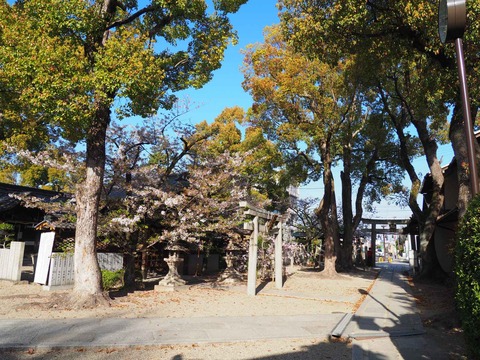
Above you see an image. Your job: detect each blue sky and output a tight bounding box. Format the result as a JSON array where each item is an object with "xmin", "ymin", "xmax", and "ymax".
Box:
[
  {"xmin": 148, "ymin": 1, "xmax": 455, "ymax": 220},
  {"xmin": 177, "ymin": 0, "xmax": 280, "ymax": 127},
  {"xmin": 174, "ymin": 0, "xmax": 430, "ymax": 220}
]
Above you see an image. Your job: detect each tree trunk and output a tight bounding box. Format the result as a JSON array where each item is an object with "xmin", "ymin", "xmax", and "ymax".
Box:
[
  {"xmin": 321, "ymin": 225, "xmax": 337, "ymax": 276},
  {"xmin": 421, "ymin": 225, "xmax": 447, "ymax": 279},
  {"xmin": 410, "ymin": 116, "xmax": 445, "ymax": 278},
  {"xmin": 417, "ymin": 185, "xmax": 443, "ymax": 279},
  {"xmin": 340, "ymin": 143, "xmax": 353, "ymax": 271},
  {"xmin": 141, "ymin": 251, "xmax": 148, "ymax": 280},
  {"xmin": 68, "ymin": 1, "xmax": 118, "ymax": 307},
  {"xmin": 123, "ymin": 252, "xmax": 136, "ymax": 289},
  {"xmin": 71, "ymin": 106, "xmax": 111, "ymax": 307},
  {"xmin": 450, "ymin": 104, "xmax": 479, "ymax": 219},
  {"xmin": 316, "ymin": 146, "xmax": 337, "ymax": 277},
  {"xmin": 331, "ymin": 182, "xmax": 342, "ymax": 271},
  {"xmin": 382, "ymin": 84, "xmax": 445, "ymax": 279},
  {"xmin": 353, "ymin": 149, "xmax": 378, "ymax": 232}
]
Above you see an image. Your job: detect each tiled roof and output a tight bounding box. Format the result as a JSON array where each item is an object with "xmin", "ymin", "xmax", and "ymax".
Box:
[{"xmin": 0, "ymin": 182, "xmax": 69, "ymax": 212}]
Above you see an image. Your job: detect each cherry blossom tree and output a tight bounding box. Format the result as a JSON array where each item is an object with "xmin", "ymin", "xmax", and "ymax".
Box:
[
  {"xmin": 98, "ymin": 111, "xmax": 264, "ymax": 286},
  {"xmin": 1, "ymin": 0, "xmax": 248, "ymax": 306}
]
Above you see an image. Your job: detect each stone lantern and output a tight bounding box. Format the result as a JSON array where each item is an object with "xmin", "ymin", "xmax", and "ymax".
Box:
[
  {"xmin": 218, "ymin": 230, "xmax": 250, "ymax": 283},
  {"xmin": 155, "ymin": 242, "xmax": 187, "ymax": 292}
]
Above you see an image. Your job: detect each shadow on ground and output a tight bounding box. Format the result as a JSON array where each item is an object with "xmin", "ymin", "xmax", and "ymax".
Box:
[
  {"xmin": 0, "ymin": 338, "xmax": 392, "ymax": 360},
  {"xmin": 351, "ymin": 263, "xmax": 469, "ymax": 360}
]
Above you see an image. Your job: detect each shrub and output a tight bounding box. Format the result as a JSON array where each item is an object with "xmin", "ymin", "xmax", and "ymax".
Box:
[
  {"xmin": 101, "ymin": 269, "xmax": 125, "ymax": 291},
  {"xmin": 0, "ymin": 223, "xmax": 14, "ymax": 247},
  {"xmin": 455, "ymin": 194, "xmax": 480, "ymax": 359},
  {"xmin": 54, "ymin": 238, "xmax": 75, "ymax": 253}
]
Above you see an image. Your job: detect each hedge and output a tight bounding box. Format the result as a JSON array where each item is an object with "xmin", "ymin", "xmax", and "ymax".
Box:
[{"xmin": 455, "ymin": 194, "xmax": 480, "ymax": 359}]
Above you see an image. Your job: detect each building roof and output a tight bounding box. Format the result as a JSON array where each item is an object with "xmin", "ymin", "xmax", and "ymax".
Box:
[
  {"xmin": 0, "ymin": 182, "xmax": 70, "ymax": 212},
  {"xmin": 420, "ymin": 130, "xmax": 480, "ymax": 195},
  {"xmin": 34, "ymin": 219, "xmax": 76, "ymax": 231}
]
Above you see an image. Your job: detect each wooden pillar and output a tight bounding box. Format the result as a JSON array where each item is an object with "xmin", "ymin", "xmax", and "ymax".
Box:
[
  {"xmin": 275, "ymin": 222, "xmax": 283, "ymax": 289},
  {"xmin": 141, "ymin": 251, "xmax": 148, "ymax": 280},
  {"xmin": 247, "ymin": 216, "xmax": 259, "ymax": 296}
]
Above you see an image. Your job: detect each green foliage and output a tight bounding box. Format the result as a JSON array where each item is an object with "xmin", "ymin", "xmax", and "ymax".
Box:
[
  {"xmin": 242, "ymin": 25, "xmax": 343, "ymax": 186},
  {"xmin": 0, "ymin": 0, "xmax": 246, "ymax": 141},
  {"xmin": 194, "ymin": 106, "xmax": 289, "ymax": 209},
  {"xmin": 0, "ymin": 223, "xmax": 15, "ymax": 246},
  {"xmin": 0, "ymin": 0, "xmax": 248, "ymax": 296},
  {"xmin": 455, "ymin": 194, "xmax": 480, "ymax": 359},
  {"xmin": 19, "ymin": 164, "xmax": 49, "ymax": 188},
  {"xmin": 0, "ymin": 223, "xmax": 14, "ymax": 232},
  {"xmin": 55, "ymin": 238, "xmax": 75, "ymax": 254},
  {"xmin": 101, "ymin": 269, "xmax": 125, "ymax": 291},
  {"xmin": 0, "ymin": 0, "xmax": 248, "ymax": 167}
]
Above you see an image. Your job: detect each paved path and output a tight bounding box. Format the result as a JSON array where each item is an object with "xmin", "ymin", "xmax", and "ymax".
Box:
[
  {"xmin": 347, "ymin": 262, "xmax": 447, "ymax": 360},
  {"xmin": 0, "ymin": 314, "xmax": 344, "ymax": 350}
]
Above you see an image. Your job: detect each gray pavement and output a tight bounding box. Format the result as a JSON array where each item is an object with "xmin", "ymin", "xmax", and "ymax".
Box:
[
  {"xmin": 0, "ymin": 314, "xmax": 344, "ymax": 350},
  {"xmin": 347, "ymin": 262, "xmax": 446, "ymax": 360},
  {"xmin": 0, "ymin": 262, "xmax": 438, "ymax": 359}
]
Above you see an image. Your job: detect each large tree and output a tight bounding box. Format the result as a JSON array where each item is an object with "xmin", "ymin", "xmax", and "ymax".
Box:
[
  {"xmin": 102, "ymin": 144, "xmax": 250, "ymax": 286},
  {"xmin": 0, "ymin": 0, "xmax": 247, "ymax": 306},
  {"xmin": 279, "ymin": 0, "xmax": 480, "ymax": 278},
  {"xmin": 242, "ymin": 25, "xmax": 400, "ymax": 274},
  {"xmin": 196, "ymin": 106, "xmax": 288, "ymax": 209}
]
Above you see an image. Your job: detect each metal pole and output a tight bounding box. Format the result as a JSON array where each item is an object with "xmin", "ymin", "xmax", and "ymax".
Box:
[{"xmin": 455, "ymin": 37, "xmax": 479, "ymax": 196}]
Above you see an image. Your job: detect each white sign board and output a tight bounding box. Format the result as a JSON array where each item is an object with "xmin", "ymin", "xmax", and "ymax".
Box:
[
  {"xmin": 34, "ymin": 232, "xmax": 55, "ymax": 284},
  {"xmin": 0, "ymin": 241, "xmax": 25, "ymax": 281}
]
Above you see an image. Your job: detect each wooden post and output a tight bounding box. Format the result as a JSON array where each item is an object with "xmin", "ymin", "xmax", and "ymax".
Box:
[
  {"xmin": 141, "ymin": 251, "xmax": 148, "ymax": 280},
  {"xmin": 247, "ymin": 216, "xmax": 259, "ymax": 296},
  {"xmin": 275, "ymin": 222, "xmax": 283, "ymax": 289}
]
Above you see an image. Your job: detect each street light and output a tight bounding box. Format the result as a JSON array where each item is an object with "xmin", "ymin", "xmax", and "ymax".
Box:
[
  {"xmin": 438, "ymin": 0, "xmax": 479, "ymax": 196},
  {"xmin": 439, "ymin": 0, "xmax": 466, "ymax": 43}
]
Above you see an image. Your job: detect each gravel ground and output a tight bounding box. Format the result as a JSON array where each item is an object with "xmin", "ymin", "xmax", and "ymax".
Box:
[
  {"xmin": 0, "ymin": 339, "xmax": 352, "ymax": 360},
  {"xmin": 0, "ymin": 267, "xmax": 376, "ymax": 359}
]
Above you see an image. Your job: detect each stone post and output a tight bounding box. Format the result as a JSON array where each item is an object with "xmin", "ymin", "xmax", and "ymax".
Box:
[
  {"xmin": 0, "ymin": 241, "xmax": 25, "ymax": 281},
  {"xmin": 275, "ymin": 222, "xmax": 283, "ymax": 289},
  {"xmin": 247, "ymin": 216, "xmax": 258, "ymax": 296}
]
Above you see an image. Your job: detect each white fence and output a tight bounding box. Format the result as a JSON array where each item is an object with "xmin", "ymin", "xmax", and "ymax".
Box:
[
  {"xmin": 0, "ymin": 236, "xmax": 123, "ymax": 288},
  {"xmin": 48, "ymin": 253, "xmax": 75, "ymax": 288},
  {"xmin": 97, "ymin": 253, "xmax": 123, "ymax": 272},
  {"xmin": 42, "ymin": 252, "xmax": 123, "ymax": 290},
  {"xmin": 0, "ymin": 241, "xmax": 25, "ymax": 281}
]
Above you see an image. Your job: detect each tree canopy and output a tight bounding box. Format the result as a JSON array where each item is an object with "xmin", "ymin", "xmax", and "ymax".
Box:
[
  {"xmin": 0, "ymin": 0, "xmax": 248, "ymax": 306},
  {"xmin": 242, "ymin": 24, "xmax": 404, "ymax": 273},
  {"xmin": 277, "ymin": 0, "xmax": 480, "ymax": 277}
]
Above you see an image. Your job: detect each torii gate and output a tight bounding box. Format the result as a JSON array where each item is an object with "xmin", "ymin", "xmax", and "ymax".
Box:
[
  {"xmin": 239, "ymin": 201, "xmax": 286, "ymax": 296},
  {"xmin": 361, "ymin": 218, "xmax": 410, "ymax": 267}
]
